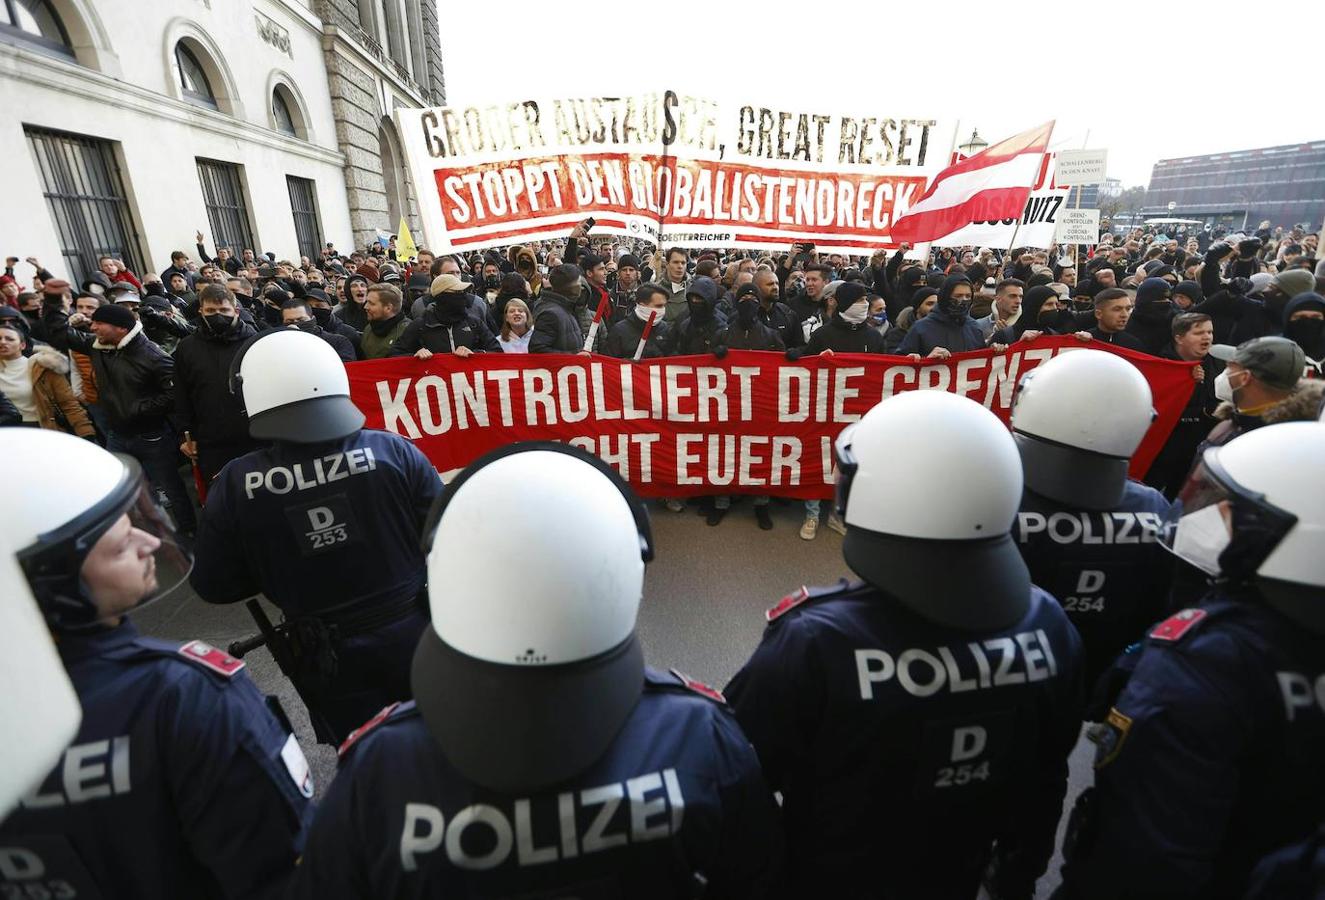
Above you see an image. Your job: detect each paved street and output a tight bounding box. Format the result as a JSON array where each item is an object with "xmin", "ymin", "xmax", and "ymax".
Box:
[{"xmin": 137, "ymin": 495, "xmax": 1089, "ymax": 897}]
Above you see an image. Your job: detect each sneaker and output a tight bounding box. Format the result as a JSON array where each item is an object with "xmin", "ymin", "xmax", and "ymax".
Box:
[
  {"xmin": 827, "ymin": 513, "xmax": 847, "ymax": 536},
  {"xmin": 755, "ymin": 506, "xmax": 773, "ymax": 531},
  {"xmin": 664, "ymin": 498, "xmax": 685, "ymax": 513},
  {"xmin": 799, "ymin": 516, "xmax": 818, "ymax": 540},
  {"xmin": 706, "ymin": 507, "xmax": 728, "ymax": 526}
]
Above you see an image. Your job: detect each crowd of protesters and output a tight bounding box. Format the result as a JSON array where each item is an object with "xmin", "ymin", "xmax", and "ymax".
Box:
[{"xmin": 2, "ymin": 215, "xmax": 1322, "ymax": 541}]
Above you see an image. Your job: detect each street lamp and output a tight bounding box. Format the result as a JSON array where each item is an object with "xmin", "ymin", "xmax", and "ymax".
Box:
[{"xmin": 958, "ymin": 128, "xmax": 988, "ymax": 158}]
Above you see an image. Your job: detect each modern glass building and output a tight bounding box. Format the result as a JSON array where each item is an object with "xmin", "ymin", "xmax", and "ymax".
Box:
[{"xmin": 1141, "ymin": 141, "xmax": 1325, "ymax": 231}]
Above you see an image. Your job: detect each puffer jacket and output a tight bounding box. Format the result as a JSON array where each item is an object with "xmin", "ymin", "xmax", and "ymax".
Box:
[
  {"xmin": 1200, "ymin": 379, "xmax": 1325, "ymax": 454},
  {"xmin": 529, "ymin": 291, "xmax": 585, "ymax": 354},
  {"xmin": 391, "ymin": 306, "xmax": 500, "ymax": 356}
]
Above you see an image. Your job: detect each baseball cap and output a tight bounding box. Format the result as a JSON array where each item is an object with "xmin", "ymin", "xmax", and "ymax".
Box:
[
  {"xmin": 429, "ymin": 273, "xmax": 466, "ymax": 295},
  {"xmin": 1210, "ymin": 336, "xmax": 1306, "ymax": 391}
]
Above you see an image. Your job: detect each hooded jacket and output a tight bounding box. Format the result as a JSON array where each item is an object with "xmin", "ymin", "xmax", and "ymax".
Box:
[
  {"xmin": 42, "ymin": 305, "xmax": 176, "ymax": 435},
  {"xmin": 1281, "ymin": 292, "xmax": 1325, "ymax": 363},
  {"xmin": 672, "ymin": 277, "xmax": 725, "ymax": 355},
  {"xmin": 528, "ymin": 290, "xmax": 585, "ymax": 354},
  {"xmin": 1124, "ymin": 278, "xmax": 1177, "ymax": 356},
  {"xmin": 391, "ymin": 300, "xmax": 498, "ymax": 357},
  {"xmin": 992, "ymin": 285, "xmax": 1062, "ymax": 344},
  {"xmin": 897, "ymin": 276, "xmax": 984, "ymax": 355},
  {"xmin": 1201, "ymin": 379, "xmax": 1325, "ymax": 453},
  {"xmin": 173, "ymin": 317, "xmax": 258, "ymax": 450},
  {"xmin": 333, "ymin": 275, "xmax": 370, "ymax": 332}
]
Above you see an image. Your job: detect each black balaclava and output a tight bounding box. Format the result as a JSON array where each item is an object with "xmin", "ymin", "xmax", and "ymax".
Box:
[
  {"xmin": 1133, "ymin": 277, "xmax": 1174, "ymax": 324},
  {"xmin": 1283, "ymin": 292, "xmax": 1325, "ymax": 360},
  {"xmin": 935, "ymin": 275, "xmax": 973, "ymax": 320},
  {"xmin": 686, "ymin": 276, "xmax": 719, "ymax": 324},
  {"xmin": 734, "ymin": 284, "xmax": 759, "ymax": 329},
  {"xmin": 1017, "ymin": 285, "xmax": 1060, "ymax": 337}
]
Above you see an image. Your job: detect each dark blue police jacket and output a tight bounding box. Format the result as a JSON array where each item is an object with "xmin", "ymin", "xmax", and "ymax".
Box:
[
  {"xmin": 1014, "ymin": 481, "xmax": 1174, "ymax": 694},
  {"xmin": 190, "ymin": 429, "xmax": 442, "ymax": 616},
  {"xmin": 725, "ymin": 580, "xmax": 1084, "ymax": 898},
  {"xmin": 0, "ymin": 620, "xmax": 314, "ymax": 899},
  {"xmin": 287, "ymin": 668, "xmax": 783, "ymax": 898},
  {"xmin": 1060, "ymin": 592, "xmax": 1325, "ymax": 899}
]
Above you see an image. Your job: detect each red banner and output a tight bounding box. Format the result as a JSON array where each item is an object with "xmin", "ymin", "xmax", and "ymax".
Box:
[{"xmin": 346, "ymin": 337, "xmax": 1195, "ymax": 500}]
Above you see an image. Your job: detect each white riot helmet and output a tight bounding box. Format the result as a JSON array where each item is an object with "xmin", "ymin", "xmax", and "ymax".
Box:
[
  {"xmin": 230, "ymin": 329, "xmax": 364, "ymax": 443},
  {"xmin": 834, "ymin": 390, "xmax": 1030, "ymax": 629},
  {"xmin": 1163, "ymin": 422, "xmax": 1325, "ymax": 626},
  {"xmin": 0, "ymin": 429, "xmax": 192, "ymax": 631},
  {"xmin": 0, "ymin": 529, "xmax": 81, "ymax": 818},
  {"xmin": 413, "ymin": 442, "xmax": 654, "ymax": 791},
  {"xmin": 1011, "ymin": 349, "xmax": 1156, "ymax": 510}
]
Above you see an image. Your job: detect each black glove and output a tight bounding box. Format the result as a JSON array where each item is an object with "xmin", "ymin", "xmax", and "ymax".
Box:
[
  {"xmin": 713, "ymin": 345, "xmax": 728, "ymax": 359},
  {"xmin": 1227, "ymin": 276, "xmax": 1253, "ymax": 296},
  {"xmin": 1237, "ymin": 238, "xmax": 1262, "ymax": 258},
  {"xmin": 1205, "ymin": 243, "xmax": 1233, "ymax": 263}
]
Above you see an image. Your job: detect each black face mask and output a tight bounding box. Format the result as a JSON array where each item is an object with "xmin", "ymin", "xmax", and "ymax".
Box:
[
  {"xmin": 938, "ymin": 295, "xmax": 971, "ymax": 319},
  {"xmin": 485, "ymin": 275, "xmax": 500, "ymax": 289},
  {"xmin": 1036, "ymin": 308, "xmax": 1061, "ymax": 329},
  {"xmin": 1285, "ymin": 318, "xmax": 1325, "ymax": 359},
  {"xmin": 689, "ymin": 300, "xmax": 713, "ymax": 323},
  {"xmin": 310, "ymin": 306, "xmax": 333, "ymax": 327},
  {"xmin": 436, "ymin": 292, "xmax": 469, "ymax": 319},
  {"xmin": 736, "ymin": 298, "xmax": 758, "ymax": 328},
  {"xmin": 201, "ymin": 313, "xmax": 237, "ymax": 336}
]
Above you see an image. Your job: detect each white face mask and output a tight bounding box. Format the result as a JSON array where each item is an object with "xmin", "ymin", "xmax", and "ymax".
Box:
[
  {"xmin": 1171, "ymin": 503, "xmax": 1232, "ymax": 576},
  {"xmin": 635, "ymin": 304, "xmax": 657, "ymax": 322},
  {"xmin": 840, "ymin": 301, "xmax": 869, "ymax": 325},
  {"xmin": 1214, "ymin": 368, "xmax": 1245, "ymax": 404}
]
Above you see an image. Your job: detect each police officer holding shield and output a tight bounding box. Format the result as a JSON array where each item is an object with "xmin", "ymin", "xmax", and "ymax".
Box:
[
  {"xmin": 190, "ymin": 329, "xmax": 442, "ymax": 743},
  {"xmin": 0, "ymin": 429, "xmax": 313, "ymax": 899},
  {"xmin": 288, "ymin": 442, "xmax": 783, "ymax": 898},
  {"xmin": 725, "ymin": 390, "xmax": 1084, "ymax": 899}
]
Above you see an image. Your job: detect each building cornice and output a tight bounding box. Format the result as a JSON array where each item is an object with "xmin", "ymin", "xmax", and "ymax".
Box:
[
  {"xmin": 0, "ymin": 45, "xmax": 345, "ymax": 168},
  {"xmin": 321, "ymin": 24, "xmax": 426, "ymax": 108}
]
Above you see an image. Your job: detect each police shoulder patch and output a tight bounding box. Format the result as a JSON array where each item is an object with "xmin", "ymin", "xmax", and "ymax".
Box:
[
  {"xmin": 1149, "ymin": 608, "xmax": 1208, "ymax": 643},
  {"xmin": 177, "ymin": 640, "xmax": 245, "ymax": 677},
  {"xmin": 766, "ymin": 586, "xmax": 810, "ymax": 622},
  {"xmin": 1088, "ymin": 707, "xmax": 1133, "ymax": 769},
  {"xmin": 669, "ymin": 669, "xmax": 726, "ymax": 704},
  {"xmin": 338, "ymin": 701, "xmax": 401, "ymax": 759}
]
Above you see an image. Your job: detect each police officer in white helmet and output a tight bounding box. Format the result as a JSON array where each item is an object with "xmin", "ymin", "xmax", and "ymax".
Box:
[
  {"xmin": 1009, "ymin": 349, "xmax": 1174, "ymax": 697},
  {"xmin": 288, "ymin": 442, "xmax": 782, "ymax": 897},
  {"xmin": 1057, "ymin": 421, "xmax": 1325, "ymax": 898},
  {"xmin": 726, "ymin": 390, "xmax": 1084, "ymax": 899},
  {"xmin": 190, "ymin": 329, "xmax": 442, "ymax": 744},
  {"xmin": 0, "ymin": 429, "xmax": 313, "ymax": 898}
]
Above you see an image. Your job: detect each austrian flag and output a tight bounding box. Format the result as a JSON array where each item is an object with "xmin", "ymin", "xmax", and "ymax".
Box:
[{"xmin": 889, "ymin": 122, "xmax": 1055, "ymax": 244}]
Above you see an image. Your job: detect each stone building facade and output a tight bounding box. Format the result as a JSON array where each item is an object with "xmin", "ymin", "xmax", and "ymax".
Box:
[{"xmin": 313, "ymin": 0, "xmax": 446, "ymax": 249}]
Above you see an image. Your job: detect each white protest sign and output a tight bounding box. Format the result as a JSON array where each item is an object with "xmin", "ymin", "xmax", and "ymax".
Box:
[
  {"xmin": 1054, "ymin": 149, "xmax": 1107, "ymax": 186},
  {"xmin": 394, "ymin": 93, "xmax": 956, "ymax": 253},
  {"xmin": 1056, "ymin": 208, "xmax": 1101, "ymax": 244}
]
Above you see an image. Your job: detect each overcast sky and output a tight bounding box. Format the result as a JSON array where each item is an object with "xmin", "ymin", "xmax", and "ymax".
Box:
[{"xmin": 436, "ymin": 1, "xmax": 1325, "ymax": 188}]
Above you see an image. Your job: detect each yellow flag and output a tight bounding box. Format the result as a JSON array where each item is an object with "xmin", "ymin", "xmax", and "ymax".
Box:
[{"xmin": 396, "ymin": 218, "xmax": 418, "ymax": 262}]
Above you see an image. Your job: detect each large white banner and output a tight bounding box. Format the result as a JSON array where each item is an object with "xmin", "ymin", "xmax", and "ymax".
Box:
[
  {"xmin": 394, "ymin": 93, "xmax": 956, "ymax": 253},
  {"xmin": 931, "ymin": 154, "xmax": 1068, "ymax": 250}
]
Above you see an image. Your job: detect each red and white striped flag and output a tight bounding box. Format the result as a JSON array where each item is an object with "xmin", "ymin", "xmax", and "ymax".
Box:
[{"xmin": 890, "ymin": 121, "xmax": 1055, "ymax": 244}]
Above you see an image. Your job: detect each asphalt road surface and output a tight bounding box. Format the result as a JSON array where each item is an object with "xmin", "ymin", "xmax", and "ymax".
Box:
[{"xmin": 137, "ymin": 495, "xmax": 1090, "ymax": 897}]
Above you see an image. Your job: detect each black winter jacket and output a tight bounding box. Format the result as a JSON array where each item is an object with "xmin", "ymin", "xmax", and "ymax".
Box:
[
  {"xmin": 791, "ymin": 315, "xmax": 886, "ymax": 358},
  {"xmin": 529, "ymin": 291, "xmax": 585, "ymax": 354},
  {"xmin": 391, "ymin": 307, "xmax": 500, "ymax": 356},
  {"xmin": 603, "ymin": 312, "xmax": 672, "ymax": 359},
  {"xmin": 173, "ymin": 319, "xmax": 257, "ymax": 447},
  {"xmin": 43, "ymin": 308, "xmax": 176, "ymax": 436}
]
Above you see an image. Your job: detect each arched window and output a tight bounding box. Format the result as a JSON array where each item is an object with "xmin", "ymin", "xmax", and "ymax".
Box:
[
  {"xmin": 0, "ymin": 0, "xmax": 74, "ymax": 57},
  {"xmin": 174, "ymin": 41, "xmax": 216, "ymax": 109},
  {"xmin": 272, "ymin": 90, "xmax": 296, "ymax": 136}
]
